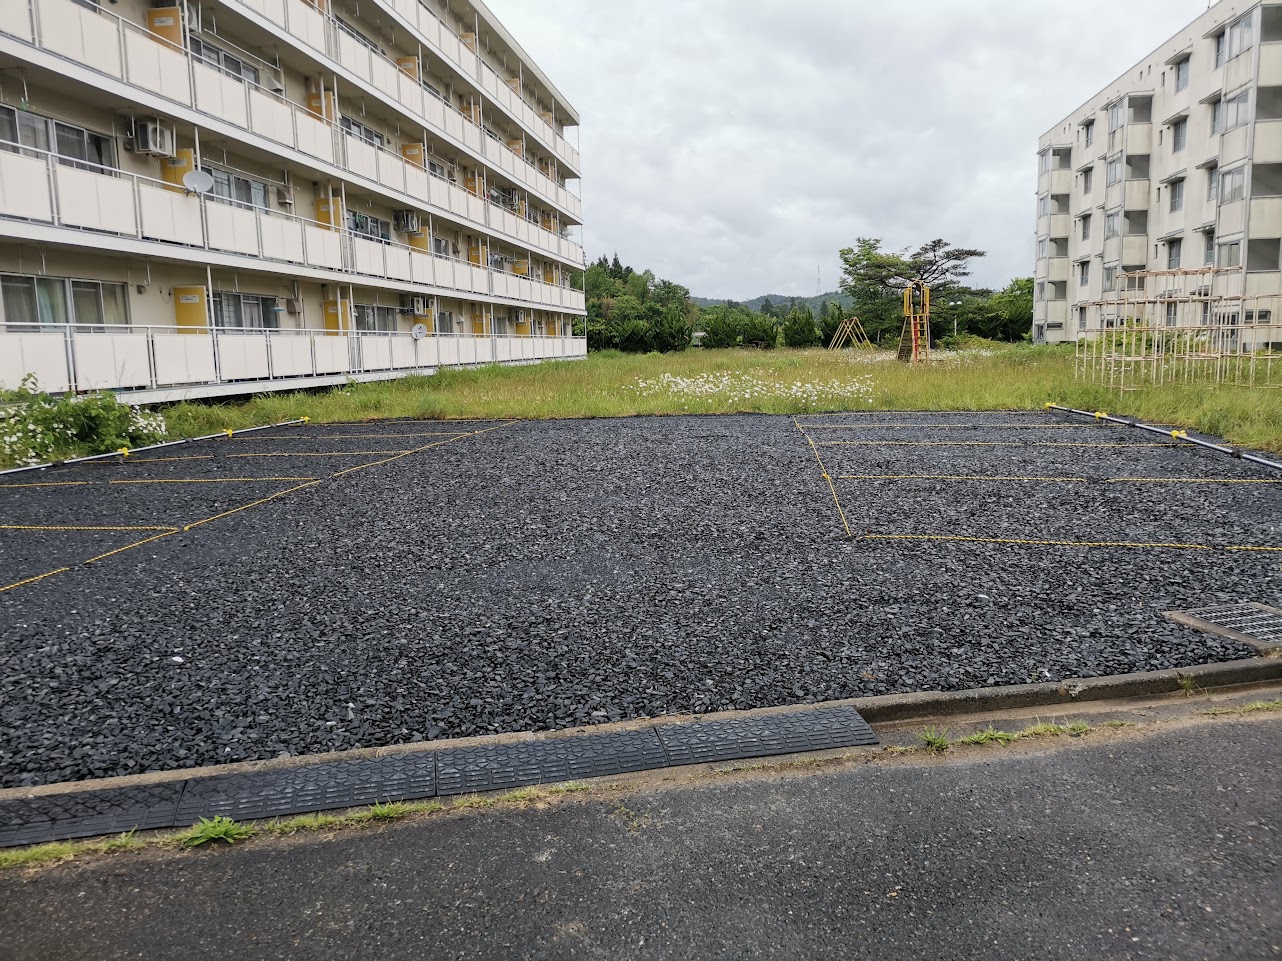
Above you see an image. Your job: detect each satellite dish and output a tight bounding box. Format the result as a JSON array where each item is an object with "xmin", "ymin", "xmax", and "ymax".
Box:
[
  {"xmin": 411, "ymin": 323, "xmax": 429, "ymax": 340},
  {"xmin": 182, "ymin": 169, "xmax": 215, "ymax": 194}
]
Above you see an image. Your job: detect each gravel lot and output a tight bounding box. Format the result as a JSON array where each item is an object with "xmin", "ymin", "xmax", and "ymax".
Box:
[{"xmin": 0, "ymin": 412, "xmax": 1276, "ymax": 787}]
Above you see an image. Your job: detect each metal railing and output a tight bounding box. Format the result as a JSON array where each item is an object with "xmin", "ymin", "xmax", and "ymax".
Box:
[
  {"xmin": 0, "ymin": 140, "xmax": 587, "ymax": 313},
  {"xmin": 0, "ymin": 0, "xmax": 584, "ymax": 263}
]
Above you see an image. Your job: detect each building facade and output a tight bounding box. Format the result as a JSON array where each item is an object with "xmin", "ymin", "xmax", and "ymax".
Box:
[
  {"xmin": 1034, "ymin": 0, "xmax": 1282, "ymax": 344},
  {"xmin": 0, "ymin": 0, "xmax": 586, "ymax": 402}
]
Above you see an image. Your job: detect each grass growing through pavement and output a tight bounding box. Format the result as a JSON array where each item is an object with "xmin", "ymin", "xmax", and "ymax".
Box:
[
  {"xmin": 155, "ymin": 345, "xmax": 1282, "ymax": 454},
  {"xmin": 177, "ymin": 816, "xmax": 255, "ymax": 847},
  {"xmin": 920, "ymin": 719, "xmax": 1094, "ymax": 753},
  {"xmin": 1203, "ymin": 698, "xmax": 1282, "ymax": 717},
  {"xmin": 917, "ymin": 726, "xmax": 951, "ymax": 753}
]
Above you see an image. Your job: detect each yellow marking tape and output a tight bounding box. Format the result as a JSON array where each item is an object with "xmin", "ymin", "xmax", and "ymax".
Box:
[
  {"xmin": 817, "ymin": 441, "xmax": 1179, "ymax": 449},
  {"xmin": 794, "ymin": 418, "xmax": 852, "ymax": 539},
  {"xmin": 181, "ymin": 481, "xmax": 325, "ymax": 532},
  {"xmin": 232, "ymin": 435, "xmax": 471, "ymax": 443},
  {"xmin": 109, "ymin": 477, "xmax": 319, "ymax": 485},
  {"xmin": 863, "ymin": 534, "xmax": 1212, "ymax": 550},
  {"xmin": 804, "ymin": 425, "xmax": 1127, "ymax": 432},
  {"xmin": 1106, "ymin": 477, "xmax": 1282, "ymax": 485},
  {"xmin": 330, "ymin": 421, "xmax": 519, "ymax": 478},
  {"xmin": 0, "ymin": 524, "xmax": 179, "ymax": 533},
  {"xmin": 84, "ymin": 530, "xmax": 179, "ymax": 564},
  {"xmin": 0, "ymin": 567, "xmax": 72, "ymax": 594},
  {"xmin": 88, "ymin": 455, "xmax": 213, "ymax": 464},
  {"xmin": 227, "ymin": 451, "xmax": 411, "ymax": 458},
  {"xmin": 836, "ymin": 474, "xmax": 1090, "ymax": 483},
  {"xmin": 0, "ymin": 481, "xmax": 93, "ymax": 489},
  {"xmin": 861, "ymin": 533, "xmax": 1282, "ymax": 553}
]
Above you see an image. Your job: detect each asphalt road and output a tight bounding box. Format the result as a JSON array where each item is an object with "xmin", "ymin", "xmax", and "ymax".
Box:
[{"xmin": 2, "ymin": 713, "xmax": 1278, "ymax": 961}]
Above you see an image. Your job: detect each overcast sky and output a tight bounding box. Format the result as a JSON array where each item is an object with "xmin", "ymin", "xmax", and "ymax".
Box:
[{"xmin": 488, "ymin": 0, "xmax": 1210, "ymax": 299}]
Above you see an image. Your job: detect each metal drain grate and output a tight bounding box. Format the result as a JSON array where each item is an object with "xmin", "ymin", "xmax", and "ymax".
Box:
[{"xmin": 1165, "ymin": 603, "xmax": 1282, "ymax": 652}]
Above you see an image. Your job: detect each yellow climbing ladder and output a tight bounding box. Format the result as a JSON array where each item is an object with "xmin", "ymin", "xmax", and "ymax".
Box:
[{"xmin": 829, "ymin": 316, "xmax": 874, "ymax": 351}]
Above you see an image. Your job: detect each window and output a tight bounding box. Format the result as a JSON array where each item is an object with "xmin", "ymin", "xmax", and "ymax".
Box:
[
  {"xmin": 1124, "ymin": 268, "xmax": 1146, "ymax": 291},
  {"xmin": 340, "ymin": 115, "xmax": 386, "ymax": 148},
  {"xmin": 1037, "ymin": 194, "xmax": 1049, "ymax": 217},
  {"xmin": 1247, "ymin": 238, "xmax": 1279, "ymax": 272},
  {"xmin": 1036, "ymin": 281, "xmax": 1045, "ymax": 302},
  {"xmin": 353, "ymin": 304, "xmax": 397, "ymax": 332},
  {"xmin": 203, "ymin": 167, "xmax": 269, "ymax": 211},
  {"xmin": 1084, "ymin": 121, "xmax": 1095, "ymax": 148},
  {"xmin": 435, "ymin": 309, "xmax": 454, "ymax": 334},
  {"xmin": 1037, "ymin": 238, "xmax": 1048, "ymax": 259},
  {"xmin": 1166, "ymin": 302, "xmax": 1179, "ymax": 327},
  {"xmin": 1168, "ymin": 238, "xmax": 1183, "ymax": 269},
  {"xmin": 1224, "ymin": 91, "xmax": 1251, "ymax": 131},
  {"xmin": 1208, "ymin": 165, "xmax": 1220, "ymax": 202},
  {"xmin": 1082, "ymin": 167, "xmax": 1094, "ymax": 194},
  {"xmin": 1081, "ymin": 214, "xmax": 1092, "ymax": 241},
  {"xmin": 1172, "ymin": 118, "xmax": 1187, "ymax": 153},
  {"xmin": 210, "ymin": 292, "xmax": 280, "ymax": 330},
  {"xmin": 1247, "ymin": 309, "xmax": 1274, "ymax": 324},
  {"xmin": 189, "ymin": 37, "xmax": 260, "ymax": 85},
  {"xmin": 1105, "ymin": 212, "xmax": 1120, "ymax": 238},
  {"xmin": 1217, "ymin": 241, "xmax": 1242, "ymax": 268},
  {"xmin": 1175, "ymin": 58, "xmax": 1190, "ymax": 93},
  {"xmin": 1, "ymin": 274, "xmax": 127, "ymax": 331},
  {"xmin": 1106, "ymin": 155, "xmax": 1123, "ymax": 185},
  {"xmin": 1221, "ymin": 166, "xmax": 1247, "ymax": 203},
  {"xmin": 1108, "ymin": 101, "xmax": 1124, "ymax": 131},
  {"xmin": 1078, "ymin": 261, "xmax": 1090, "ymax": 287},
  {"xmin": 0, "ymin": 106, "xmax": 114, "ymax": 170},
  {"xmin": 1227, "ymin": 12, "xmax": 1253, "ymax": 61},
  {"xmin": 1170, "ymin": 179, "xmax": 1185, "ymax": 212},
  {"xmin": 1205, "ymin": 232, "xmax": 1216, "ymax": 265},
  {"xmin": 1215, "ymin": 31, "xmax": 1226, "ymax": 68},
  {"xmin": 1211, "ymin": 99, "xmax": 1223, "ymax": 134},
  {"xmin": 347, "ymin": 210, "xmax": 391, "ymax": 241},
  {"xmin": 1103, "ymin": 266, "xmax": 1118, "ymax": 291},
  {"xmin": 1038, "ymin": 151, "xmax": 1051, "ymax": 175}
]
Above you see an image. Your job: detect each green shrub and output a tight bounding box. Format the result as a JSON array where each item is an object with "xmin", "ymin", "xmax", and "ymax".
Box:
[
  {"xmin": 782, "ymin": 307, "xmax": 821, "ymax": 348},
  {"xmin": 652, "ymin": 308, "xmax": 694, "ymax": 353},
  {"xmin": 0, "ymin": 375, "xmax": 166, "ymax": 467},
  {"xmin": 612, "ymin": 318, "xmax": 655, "ymax": 354},
  {"xmin": 701, "ymin": 311, "xmax": 742, "ymax": 349},
  {"xmin": 740, "ymin": 314, "xmax": 780, "ymax": 349}
]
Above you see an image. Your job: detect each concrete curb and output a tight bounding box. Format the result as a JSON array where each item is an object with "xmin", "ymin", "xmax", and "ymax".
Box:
[{"xmin": 848, "ymin": 656, "xmax": 1282, "ymax": 724}]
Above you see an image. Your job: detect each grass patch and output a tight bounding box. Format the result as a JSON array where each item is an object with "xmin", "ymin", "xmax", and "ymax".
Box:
[
  {"xmin": 146, "ymin": 346, "xmax": 1282, "ymax": 454},
  {"xmin": 0, "ymin": 842, "xmax": 78, "ymax": 870},
  {"xmin": 1020, "ymin": 720, "xmax": 1091, "ymax": 739},
  {"xmin": 1204, "ymin": 698, "xmax": 1282, "ymax": 717},
  {"xmin": 95, "ymin": 829, "xmax": 144, "ymax": 854},
  {"xmin": 957, "ymin": 726, "xmax": 1020, "ymax": 747},
  {"xmin": 917, "ymin": 726, "xmax": 951, "ymax": 753},
  {"xmin": 177, "ymin": 816, "xmax": 254, "ymax": 848},
  {"xmin": 1101, "ymin": 720, "xmax": 1134, "ymax": 728},
  {"xmin": 548, "ymin": 781, "xmax": 591, "ymax": 794}
]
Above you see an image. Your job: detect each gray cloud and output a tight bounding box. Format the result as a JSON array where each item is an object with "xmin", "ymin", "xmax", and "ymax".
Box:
[{"xmin": 489, "ymin": 0, "xmax": 1208, "ymax": 298}]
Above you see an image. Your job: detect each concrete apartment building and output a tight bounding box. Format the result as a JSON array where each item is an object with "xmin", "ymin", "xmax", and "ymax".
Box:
[
  {"xmin": 1034, "ymin": 1, "xmax": 1282, "ymax": 344},
  {"xmin": 0, "ymin": 0, "xmax": 586, "ymax": 401}
]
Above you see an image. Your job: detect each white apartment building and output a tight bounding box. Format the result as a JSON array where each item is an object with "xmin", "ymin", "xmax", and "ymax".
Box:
[
  {"xmin": 0, "ymin": 0, "xmax": 586, "ymax": 402},
  {"xmin": 1034, "ymin": 1, "xmax": 1282, "ymax": 344}
]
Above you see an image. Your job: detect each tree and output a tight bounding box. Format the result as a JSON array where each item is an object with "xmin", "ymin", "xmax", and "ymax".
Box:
[
  {"xmin": 838, "ymin": 238, "xmax": 988, "ymax": 345},
  {"xmin": 580, "ymin": 254, "xmax": 695, "ymax": 353},
  {"xmin": 782, "ymin": 306, "xmax": 821, "ymax": 348}
]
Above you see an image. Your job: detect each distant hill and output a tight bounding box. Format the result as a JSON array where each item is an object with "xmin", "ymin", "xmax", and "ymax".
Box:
[{"xmin": 692, "ymin": 291, "xmax": 856, "ymax": 314}]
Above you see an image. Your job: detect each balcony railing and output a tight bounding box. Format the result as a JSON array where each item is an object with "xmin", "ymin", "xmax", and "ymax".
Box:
[
  {"xmin": 0, "ymin": 323, "xmax": 586, "ymax": 396},
  {"xmin": 223, "ymin": 0, "xmax": 582, "ymax": 214},
  {"xmin": 0, "ymin": 144, "xmax": 587, "ymax": 313},
  {"xmin": 0, "ymin": 0, "xmax": 584, "ymax": 256}
]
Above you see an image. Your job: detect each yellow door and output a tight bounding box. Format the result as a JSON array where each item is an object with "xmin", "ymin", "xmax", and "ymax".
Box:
[{"xmin": 173, "ymin": 286, "xmax": 208, "ymax": 334}]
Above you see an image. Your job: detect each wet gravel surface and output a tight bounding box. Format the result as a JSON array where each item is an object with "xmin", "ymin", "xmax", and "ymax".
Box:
[{"xmin": 0, "ymin": 412, "xmax": 1277, "ymax": 787}]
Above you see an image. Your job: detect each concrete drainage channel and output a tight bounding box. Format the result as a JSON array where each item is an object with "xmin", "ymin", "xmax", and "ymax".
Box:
[
  {"xmin": 0, "ymin": 706, "xmax": 879, "ymax": 848},
  {"xmin": 4, "ymin": 656, "xmax": 1281, "ymax": 849}
]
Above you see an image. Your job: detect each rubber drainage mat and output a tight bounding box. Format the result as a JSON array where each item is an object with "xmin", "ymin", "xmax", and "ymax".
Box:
[
  {"xmin": 1164, "ymin": 603, "xmax": 1282, "ymax": 653},
  {"xmin": 0, "ymin": 705, "xmax": 878, "ymax": 847}
]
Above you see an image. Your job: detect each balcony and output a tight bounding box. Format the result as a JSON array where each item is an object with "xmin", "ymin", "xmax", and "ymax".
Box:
[
  {"xmin": 1257, "ymin": 121, "xmax": 1282, "ymax": 163},
  {"xmin": 1126, "ymin": 123, "xmax": 1152, "ymax": 155},
  {"xmin": 1047, "ymin": 257, "xmax": 1069, "ymax": 282},
  {"xmin": 1122, "ymin": 235, "xmax": 1149, "ymax": 264},
  {"xmin": 1124, "ymin": 179, "xmax": 1150, "ymax": 209},
  {"xmin": 1048, "ymin": 169, "xmax": 1072, "ymax": 194},
  {"xmin": 0, "ymin": 323, "xmax": 585, "ymax": 402},
  {"xmin": 1046, "ymin": 301, "xmax": 1068, "ymax": 327},
  {"xmin": 0, "ymin": 147, "xmax": 587, "ymax": 314},
  {"xmin": 1262, "ymin": 43, "xmax": 1282, "ymax": 86},
  {"xmin": 0, "ymin": 0, "xmax": 584, "ymax": 231}
]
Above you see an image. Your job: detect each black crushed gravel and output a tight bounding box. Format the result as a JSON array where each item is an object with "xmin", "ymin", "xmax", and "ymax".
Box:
[{"xmin": 0, "ymin": 412, "xmax": 1274, "ymax": 787}]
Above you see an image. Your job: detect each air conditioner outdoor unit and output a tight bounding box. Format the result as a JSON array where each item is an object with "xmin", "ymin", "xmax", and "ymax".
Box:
[
  {"xmin": 393, "ymin": 210, "xmax": 421, "ymax": 233},
  {"xmin": 134, "ymin": 120, "xmax": 175, "ymax": 158},
  {"xmin": 400, "ymin": 294, "xmax": 429, "ymax": 316}
]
